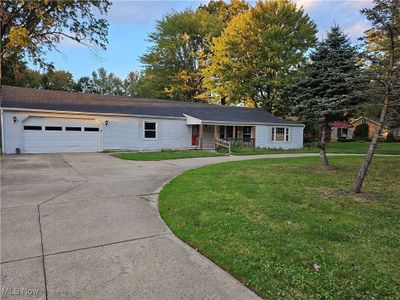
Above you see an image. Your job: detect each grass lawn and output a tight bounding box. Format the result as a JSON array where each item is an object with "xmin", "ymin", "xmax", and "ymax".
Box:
[
  {"xmin": 231, "ymin": 141, "xmax": 400, "ymax": 155},
  {"xmin": 113, "ymin": 149, "xmax": 225, "ymax": 161},
  {"xmin": 159, "ymin": 156, "xmax": 400, "ymax": 299}
]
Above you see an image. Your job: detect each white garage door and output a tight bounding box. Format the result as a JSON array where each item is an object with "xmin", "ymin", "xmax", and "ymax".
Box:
[{"xmin": 22, "ymin": 117, "xmax": 101, "ymax": 153}]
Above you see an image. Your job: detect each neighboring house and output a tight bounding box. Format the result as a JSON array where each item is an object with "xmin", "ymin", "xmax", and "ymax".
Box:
[
  {"xmin": 329, "ymin": 117, "xmax": 400, "ymax": 141},
  {"xmin": 0, "ymin": 86, "xmax": 304, "ymax": 154},
  {"xmin": 350, "ymin": 117, "xmax": 389, "ymax": 140},
  {"xmin": 329, "ymin": 121, "xmax": 354, "ymax": 141}
]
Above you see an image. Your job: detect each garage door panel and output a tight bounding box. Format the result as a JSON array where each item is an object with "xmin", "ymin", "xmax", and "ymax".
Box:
[{"xmin": 22, "ymin": 117, "xmax": 101, "ymax": 153}]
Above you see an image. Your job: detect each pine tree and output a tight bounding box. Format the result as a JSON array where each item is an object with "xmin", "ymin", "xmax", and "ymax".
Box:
[{"xmin": 291, "ymin": 25, "xmax": 364, "ymax": 167}]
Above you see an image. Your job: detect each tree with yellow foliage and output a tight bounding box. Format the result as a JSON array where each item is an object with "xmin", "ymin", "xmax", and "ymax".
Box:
[
  {"xmin": 0, "ymin": 0, "xmax": 111, "ymax": 82},
  {"xmin": 203, "ymin": 0, "xmax": 317, "ymax": 114}
]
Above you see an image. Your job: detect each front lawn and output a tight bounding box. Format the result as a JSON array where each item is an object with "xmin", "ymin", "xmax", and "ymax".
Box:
[
  {"xmin": 113, "ymin": 149, "xmax": 225, "ymax": 161},
  {"xmin": 159, "ymin": 157, "xmax": 400, "ymax": 299},
  {"xmin": 231, "ymin": 141, "xmax": 400, "ymax": 155}
]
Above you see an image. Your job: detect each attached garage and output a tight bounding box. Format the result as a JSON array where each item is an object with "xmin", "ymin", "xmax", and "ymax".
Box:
[
  {"xmin": 22, "ymin": 117, "xmax": 101, "ymax": 153},
  {"xmin": 1, "ymin": 85, "xmax": 304, "ymax": 154}
]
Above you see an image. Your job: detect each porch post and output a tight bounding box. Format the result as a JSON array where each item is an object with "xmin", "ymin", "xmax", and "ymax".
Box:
[
  {"xmin": 199, "ymin": 124, "xmax": 203, "ymax": 149},
  {"xmin": 233, "ymin": 126, "xmax": 236, "ymax": 139}
]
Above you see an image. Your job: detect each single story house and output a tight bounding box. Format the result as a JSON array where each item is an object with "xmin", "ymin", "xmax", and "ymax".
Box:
[
  {"xmin": 0, "ymin": 85, "xmax": 304, "ymax": 154},
  {"xmin": 329, "ymin": 117, "xmax": 400, "ymax": 141},
  {"xmin": 329, "ymin": 121, "xmax": 354, "ymax": 141},
  {"xmin": 350, "ymin": 117, "xmax": 389, "ymax": 140}
]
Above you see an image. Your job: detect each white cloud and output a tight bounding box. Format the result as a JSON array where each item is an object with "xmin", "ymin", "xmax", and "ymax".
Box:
[
  {"xmin": 294, "ymin": 0, "xmax": 372, "ymax": 12},
  {"xmin": 345, "ymin": 21, "xmax": 369, "ymax": 39},
  {"xmin": 108, "ymin": 1, "xmax": 203, "ymax": 26},
  {"xmin": 294, "ymin": 0, "xmax": 319, "ymax": 10},
  {"xmin": 343, "ymin": 0, "xmax": 373, "ymax": 10}
]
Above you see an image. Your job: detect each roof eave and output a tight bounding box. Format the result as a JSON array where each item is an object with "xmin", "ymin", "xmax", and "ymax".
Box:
[{"xmin": 0, "ymin": 107, "xmax": 186, "ymax": 120}]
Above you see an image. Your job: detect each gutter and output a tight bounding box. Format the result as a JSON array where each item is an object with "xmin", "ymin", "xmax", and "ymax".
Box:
[{"xmin": 0, "ymin": 107, "xmax": 187, "ymax": 121}]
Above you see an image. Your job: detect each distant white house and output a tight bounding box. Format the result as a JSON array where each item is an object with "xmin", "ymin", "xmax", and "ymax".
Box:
[{"xmin": 1, "ymin": 86, "xmax": 304, "ymax": 154}]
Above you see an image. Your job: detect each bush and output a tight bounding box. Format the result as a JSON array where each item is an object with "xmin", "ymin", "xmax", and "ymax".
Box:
[
  {"xmin": 353, "ymin": 123, "xmax": 369, "ymax": 140},
  {"xmin": 337, "ymin": 138, "xmax": 355, "ymax": 142},
  {"xmin": 386, "ymin": 131, "xmax": 395, "ymax": 142}
]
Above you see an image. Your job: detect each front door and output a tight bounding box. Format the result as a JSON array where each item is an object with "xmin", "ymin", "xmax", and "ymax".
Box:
[{"xmin": 192, "ymin": 125, "xmax": 199, "ymax": 146}]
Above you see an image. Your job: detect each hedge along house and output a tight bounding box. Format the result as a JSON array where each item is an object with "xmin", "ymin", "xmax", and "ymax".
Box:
[{"xmin": 0, "ymin": 86, "xmax": 304, "ymax": 154}]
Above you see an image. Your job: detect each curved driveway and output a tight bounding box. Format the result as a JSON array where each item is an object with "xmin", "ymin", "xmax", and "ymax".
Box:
[{"xmin": 1, "ymin": 152, "xmax": 347, "ymax": 299}]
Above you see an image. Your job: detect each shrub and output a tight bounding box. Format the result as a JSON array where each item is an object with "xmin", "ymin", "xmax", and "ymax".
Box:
[
  {"xmin": 386, "ymin": 131, "xmax": 395, "ymax": 142},
  {"xmin": 353, "ymin": 123, "xmax": 369, "ymax": 140}
]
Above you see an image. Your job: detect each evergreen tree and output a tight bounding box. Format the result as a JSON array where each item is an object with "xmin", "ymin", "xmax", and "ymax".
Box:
[{"xmin": 291, "ymin": 25, "xmax": 364, "ymax": 167}]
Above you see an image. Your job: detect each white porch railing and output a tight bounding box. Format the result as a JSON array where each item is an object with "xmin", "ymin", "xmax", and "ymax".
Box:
[{"xmin": 214, "ymin": 138, "xmax": 231, "ymax": 156}]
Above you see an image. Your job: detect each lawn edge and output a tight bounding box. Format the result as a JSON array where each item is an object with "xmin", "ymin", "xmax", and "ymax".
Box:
[{"xmin": 151, "ymin": 153, "xmax": 400, "ymax": 299}]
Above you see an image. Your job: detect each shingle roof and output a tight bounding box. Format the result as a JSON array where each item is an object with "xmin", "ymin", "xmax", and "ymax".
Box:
[{"xmin": 0, "ymin": 85, "xmax": 301, "ymax": 126}]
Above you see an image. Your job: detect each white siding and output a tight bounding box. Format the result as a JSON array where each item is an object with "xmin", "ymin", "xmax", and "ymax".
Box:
[
  {"xmin": 255, "ymin": 125, "xmax": 303, "ymax": 149},
  {"xmin": 2, "ymin": 110, "xmax": 303, "ymax": 153},
  {"xmin": 2, "ymin": 111, "xmax": 25, "ymax": 154},
  {"xmin": 2, "ymin": 111, "xmax": 192, "ymax": 154},
  {"xmin": 97, "ymin": 116, "xmax": 192, "ymax": 151}
]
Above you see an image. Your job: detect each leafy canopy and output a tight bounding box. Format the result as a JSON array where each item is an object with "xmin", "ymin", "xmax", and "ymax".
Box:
[
  {"xmin": 140, "ymin": 9, "xmax": 224, "ymax": 101},
  {"xmin": 203, "ymin": 0, "xmax": 317, "ymax": 113},
  {"xmin": 1, "ymin": 0, "xmax": 111, "ymax": 74},
  {"xmin": 360, "ymin": 0, "xmax": 400, "ymax": 125}
]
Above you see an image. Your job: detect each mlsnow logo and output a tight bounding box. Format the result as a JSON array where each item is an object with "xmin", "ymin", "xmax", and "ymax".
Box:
[{"xmin": 1, "ymin": 287, "xmax": 40, "ymax": 296}]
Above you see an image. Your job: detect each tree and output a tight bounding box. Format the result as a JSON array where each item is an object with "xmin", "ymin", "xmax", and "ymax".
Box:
[
  {"xmin": 203, "ymin": 0, "xmax": 317, "ymax": 112},
  {"xmin": 198, "ymin": 0, "xmax": 249, "ymax": 24},
  {"xmin": 0, "ymin": 0, "xmax": 111, "ymax": 81},
  {"xmin": 353, "ymin": 0, "xmax": 400, "ymax": 192},
  {"xmin": 90, "ymin": 67, "xmax": 125, "ymax": 95},
  {"xmin": 75, "ymin": 76, "xmax": 96, "ymax": 94},
  {"xmin": 1, "ymin": 56, "xmax": 42, "ymax": 88},
  {"xmin": 75, "ymin": 68, "xmax": 140, "ymax": 96},
  {"xmin": 123, "ymin": 71, "xmax": 140, "ymax": 97},
  {"xmin": 290, "ymin": 26, "xmax": 364, "ymax": 167},
  {"xmin": 140, "ymin": 9, "xmax": 224, "ymax": 101},
  {"xmin": 42, "ymin": 69, "xmax": 75, "ymax": 91}
]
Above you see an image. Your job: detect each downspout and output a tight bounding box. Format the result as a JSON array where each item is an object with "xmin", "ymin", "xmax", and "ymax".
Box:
[{"xmin": 1, "ymin": 108, "xmax": 5, "ymax": 154}]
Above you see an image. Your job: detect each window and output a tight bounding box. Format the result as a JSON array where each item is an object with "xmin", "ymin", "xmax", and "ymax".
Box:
[
  {"xmin": 84, "ymin": 127, "xmax": 99, "ymax": 132},
  {"xmin": 45, "ymin": 126, "xmax": 62, "ymax": 131},
  {"xmin": 24, "ymin": 126, "xmax": 42, "ymax": 130},
  {"xmin": 337, "ymin": 128, "xmax": 348, "ymax": 138},
  {"xmin": 66, "ymin": 127, "xmax": 82, "ymax": 131},
  {"xmin": 243, "ymin": 126, "xmax": 252, "ymax": 139},
  {"xmin": 272, "ymin": 127, "xmax": 289, "ymax": 142},
  {"xmin": 144, "ymin": 122, "xmax": 157, "ymax": 139}
]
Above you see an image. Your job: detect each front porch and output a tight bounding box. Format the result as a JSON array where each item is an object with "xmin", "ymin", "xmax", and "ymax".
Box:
[{"xmin": 191, "ymin": 124, "xmax": 256, "ymax": 150}]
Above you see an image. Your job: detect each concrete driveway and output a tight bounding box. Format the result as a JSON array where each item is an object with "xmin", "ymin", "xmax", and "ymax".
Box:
[{"xmin": 1, "ymin": 153, "xmax": 273, "ymax": 300}]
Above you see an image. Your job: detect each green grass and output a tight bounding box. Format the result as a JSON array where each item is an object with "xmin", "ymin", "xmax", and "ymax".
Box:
[
  {"xmin": 112, "ymin": 142, "xmax": 400, "ymax": 161},
  {"xmin": 113, "ymin": 149, "xmax": 225, "ymax": 161},
  {"xmin": 159, "ymin": 156, "xmax": 400, "ymax": 299},
  {"xmin": 231, "ymin": 141, "xmax": 400, "ymax": 155}
]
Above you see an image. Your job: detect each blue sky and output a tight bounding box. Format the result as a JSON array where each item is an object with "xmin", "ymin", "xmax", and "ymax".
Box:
[{"xmin": 38, "ymin": 0, "xmax": 373, "ymax": 80}]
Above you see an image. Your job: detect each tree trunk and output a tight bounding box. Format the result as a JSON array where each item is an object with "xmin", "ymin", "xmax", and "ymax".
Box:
[
  {"xmin": 352, "ymin": 92, "xmax": 389, "ymax": 193},
  {"xmin": 319, "ymin": 124, "xmax": 329, "ymax": 168},
  {"xmin": 352, "ymin": 2, "xmax": 395, "ymax": 193}
]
